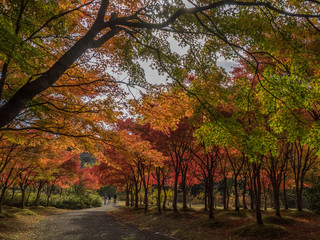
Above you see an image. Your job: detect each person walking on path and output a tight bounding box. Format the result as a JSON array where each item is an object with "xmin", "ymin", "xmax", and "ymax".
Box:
[
  {"xmin": 113, "ymin": 194, "xmax": 117, "ymax": 205},
  {"xmin": 108, "ymin": 194, "xmax": 111, "ymax": 204}
]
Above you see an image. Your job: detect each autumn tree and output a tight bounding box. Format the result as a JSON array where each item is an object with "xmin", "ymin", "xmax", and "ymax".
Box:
[{"xmin": 1, "ymin": 0, "xmax": 320, "ymax": 131}]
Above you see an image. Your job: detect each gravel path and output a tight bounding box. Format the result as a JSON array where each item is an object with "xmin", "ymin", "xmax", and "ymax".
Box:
[{"xmin": 35, "ymin": 204, "xmax": 175, "ymax": 240}]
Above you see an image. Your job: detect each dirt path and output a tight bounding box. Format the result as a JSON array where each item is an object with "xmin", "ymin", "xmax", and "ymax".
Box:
[{"xmin": 34, "ymin": 204, "xmax": 175, "ymax": 240}]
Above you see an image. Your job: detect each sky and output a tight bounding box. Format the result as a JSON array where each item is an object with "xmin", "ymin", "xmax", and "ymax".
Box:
[{"xmin": 114, "ymin": 0, "xmax": 237, "ymax": 99}]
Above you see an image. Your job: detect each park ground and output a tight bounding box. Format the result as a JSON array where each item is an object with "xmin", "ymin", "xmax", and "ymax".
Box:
[
  {"xmin": 109, "ymin": 202, "xmax": 320, "ymax": 240},
  {"xmin": 1, "ymin": 201, "xmax": 320, "ymax": 240}
]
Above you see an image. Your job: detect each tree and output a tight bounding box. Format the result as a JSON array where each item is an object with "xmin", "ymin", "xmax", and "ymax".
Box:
[
  {"xmin": 1, "ymin": 1, "xmax": 320, "ymax": 129},
  {"xmin": 290, "ymin": 139, "xmax": 318, "ymax": 211},
  {"xmin": 264, "ymin": 140, "xmax": 291, "ymax": 217}
]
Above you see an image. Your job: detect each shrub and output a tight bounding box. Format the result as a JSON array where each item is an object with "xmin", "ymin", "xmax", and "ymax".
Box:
[
  {"xmin": 306, "ymin": 178, "xmax": 320, "ymax": 213},
  {"xmin": 55, "ymin": 194, "xmax": 101, "ymax": 209},
  {"xmin": 4, "ymin": 190, "xmax": 101, "ymax": 210}
]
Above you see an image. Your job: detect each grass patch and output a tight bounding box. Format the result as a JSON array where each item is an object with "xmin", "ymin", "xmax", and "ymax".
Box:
[
  {"xmin": 286, "ymin": 210, "xmax": 315, "ymax": 219},
  {"xmin": 0, "ymin": 206, "xmax": 66, "ymax": 240},
  {"xmin": 28, "ymin": 206, "xmax": 46, "ymax": 210},
  {"xmin": 263, "ymin": 215, "xmax": 296, "ymax": 225},
  {"xmin": 199, "ymin": 219, "xmax": 226, "ymax": 229},
  {"xmin": 180, "ymin": 207, "xmax": 196, "ymax": 212},
  {"xmin": 109, "ymin": 203, "xmax": 320, "ymax": 240},
  {"xmin": 17, "ymin": 209, "xmax": 38, "ymax": 216},
  {"xmin": 234, "ymin": 223, "xmax": 288, "ymax": 239},
  {"xmin": 217, "ymin": 210, "xmax": 250, "ymax": 219}
]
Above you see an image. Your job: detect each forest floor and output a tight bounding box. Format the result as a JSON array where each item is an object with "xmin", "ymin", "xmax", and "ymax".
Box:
[
  {"xmin": 1, "ymin": 202, "xmax": 319, "ymax": 240},
  {"xmin": 0, "ymin": 204, "xmax": 175, "ymax": 240},
  {"xmin": 109, "ymin": 202, "xmax": 320, "ymax": 240},
  {"xmin": 0, "ymin": 206, "xmax": 67, "ymax": 240}
]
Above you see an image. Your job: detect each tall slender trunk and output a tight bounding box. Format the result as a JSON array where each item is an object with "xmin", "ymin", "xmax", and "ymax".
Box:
[
  {"xmin": 226, "ymin": 185, "xmax": 230, "ymax": 209},
  {"xmin": 296, "ymin": 178, "xmax": 304, "ymax": 211},
  {"xmin": 204, "ymin": 180, "xmax": 208, "ymax": 211},
  {"xmin": 157, "ymin": 185, "xmax": 161, "ymax": 212},
  {"xmin": 0, "ymin": 187, "xmax": 7, "ymax": 213},
  {"xmin": 283, "ymin": 178, "xmax": 288, "ymax": 209},
  {"xmin": 223, "ymin": 176, "xmax": 228, "ymax": 210},
  {"xmin": 243, "ymin": 175, "xmax": 248, "ymax": 209},
  {"xmin": 173, "ymin": 173, "xmax": 179, "ymax": 212},
  {"xmin": 208, "ymin": 172, "xmax": 214, "ymax": 219},
  {"xmin": 125, "ymin": 184, "xmax": 130, "ymax": 207},
  {"xmin": 234, "ymin": 175, "xmax": 239, "ymax": 211},
  {"xmin": 162, "ymin": 185, "xmax": 167, "ymax": 210},
  {"xmin": 144, "ymin": 187, "xmax": 148, "ymax": 211},
  {"xmin": 273, "ymin": 184, "xmax": 281, "ymax": 217},
  {"xmin": 46, "ymin": 184, "xmax": 53, "ymax": 207},
  {"xmin": 20, "ymin": 188, "xmax": 26, "ymax": 209},
  {"xmin": 11, "ymin": 188, "xmax": 15, "ymax": 203},
  {"xmin": 263, "ymin": 183, "xmax": 267, "ymax": 211},
  {"xmin": 249, "ymin": 175, "xmax": 255, "ymax": 210},
  {"xmin": 182, "ymin": 180, "xmax": 187, "ymax": 210},
  {"xmin": 35, "ymin": 183, "xmax": 44, "ymax": 206},
  {"xmin": 26, "ymin": 187, "xmax": 31, "ymax": 207},
  {"xmin": 130, "ymin": 185, "xmax": 134, "ymax": 207},
  {"xmin": 134, "ymin": 181, "xmax": 139, "ymax": 208},
  {"xmin": 0, "ymin": 61, "xmax": 9, "ymax": 98},
  {"xmin": 269, "ymin": 189, "xmax": 274, "ymax": 209},
  {"xmin": 253, "ymin": 162, "xmax": 263, "ymax": 225}
]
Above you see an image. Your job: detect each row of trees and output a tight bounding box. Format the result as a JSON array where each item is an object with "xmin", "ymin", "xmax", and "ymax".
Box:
[
  {"xmin": 95, "ymin": 86, "xmax": 318, "ymax": 224},
  {"xmin": 0, "ymin": 134, "xmax": 100, "ymax": 212},
  {"xmin": 1, "ymin": 0, "xmax": 320, "ymax": 228}
]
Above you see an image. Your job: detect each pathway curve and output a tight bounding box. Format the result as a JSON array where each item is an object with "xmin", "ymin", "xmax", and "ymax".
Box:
[{"xmin": 35, "ymin": 204, "xmax": 175, "ymax": 240}]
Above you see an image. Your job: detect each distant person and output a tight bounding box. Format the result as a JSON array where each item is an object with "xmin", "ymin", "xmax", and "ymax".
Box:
[
  {"xmin": 113, "ymin": 194, "xmax": 117, "ymax": 205},
  {"xmin": 104, "ymin": 193, "xmax": 107, "ymax": 205},
  {"xmin": 108, "ymin": 194, "xmax": 111, "ymax": 204}
]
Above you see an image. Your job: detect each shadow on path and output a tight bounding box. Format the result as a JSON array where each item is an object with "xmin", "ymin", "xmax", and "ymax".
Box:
[{"xmin": 36, "ymin": 204, "xmax": 175, "ymax": 240}]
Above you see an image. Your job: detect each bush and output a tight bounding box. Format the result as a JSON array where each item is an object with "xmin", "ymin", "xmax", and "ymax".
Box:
[
  {"xmin": 306, "ymin": 177, "xmax": 320, "ymax": 213},
  {"xmin": 55, "ymin": 194, "xmax": 101, "ymax": 209},
  {"xmin": 4, "ymin": 190, "xmax": 101, "ymax": 210}
]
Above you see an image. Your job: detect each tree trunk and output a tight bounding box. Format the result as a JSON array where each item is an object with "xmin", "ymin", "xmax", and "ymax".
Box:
[
  {"xmin": 10, "ymin": 188, "xmax": 15, "ymax": 203},
  {"xmin": 243, "ymin": 175, "xmax": 248, "ymax": 209},
  {"xmin": 283, "ymin": 178, "xmax": 288, "ymax": 209},
  {"xmin": 273, "ymin": 184, "xmax": 281, "ymax": 217},
  {"xmin": 135, "ymin": 181, "xmax": 139, "ymax": 208},
  {"xmin": 208, "ymin": 172, "xmax": 214, "ymax": 219},
  {"xmin": 204, "ymin": 182, "xmax": 208, "ymax": 211},
  {"xmin": 253, "ymin": 162, "xmax": 263, "ymax": 225},
  {"xmin": 144, "ymin": 187, "xmax": 148, "ymax": 211},
  {"xmin": 162, "ymin": 185, "xmax": 167, "ymax": 210},
  {"xmin": 125, "ymin": 184, "xmax": 130, "ymax": 207},
  {"xmin": 130, "ymin": 186, "xmax": 134, "ymax": 207},
  {"xmin": 234, "ymin": 175, "xmax": 239, "ymax": 211},
  {"xmin": 26, "ymin": 187, "xmax": 31, "ymax": 207},
  {"xmin": 249, "ymin": 176, "xmax": 255, "ymax": 210},
  {"xmin": 223, "ymin": 176, "xmax": 228, "ymax": 210},
  {"xmin": 173, "ymin": 173, "xmax": 179, "ymax": 212},
  {"xmin": 46, "ymin": 183, "xmax": 54, "ymax": 207},
  {"xmin": 157, "ymin": 184, "xmax": 161, "ymax": 213},
  {"xmin": 263, "ymin": 183, "xmax": 267, "ymax": 211},
  {"xmin": 226, "ymin": 185, "xmax": 230, "ymax": 209},
  {"xmin": 0, "ymin": 10, "xmax": 122, "ymax": 128},
  {"xmin": 182, "ymin": 180, "xmax": 187, "ymax": 210},
  {"xmin": 20, "ymin": 188, "xmax": 26, "ymax": 209},
  {"xmin": 0, "ymin": 187, "xmax": 7, "ymax": 213},
  {"xmin": 269, "ymin": 189, "xmax": 274, "ymax": 209},
  {"xmin": 35, "ymin": 184, "xmax": 44, "ymax": 206},
  {"xmin": 296, "ymin": 181, "xmax": 303, "ymax": 211}
]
